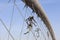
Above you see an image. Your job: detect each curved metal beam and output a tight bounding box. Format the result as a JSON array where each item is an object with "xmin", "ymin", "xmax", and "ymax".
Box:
[{"xmin": 22, "ymin": 0, "xmax": 56, "ymax": 40}]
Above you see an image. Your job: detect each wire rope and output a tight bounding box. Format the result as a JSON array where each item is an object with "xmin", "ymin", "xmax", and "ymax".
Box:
[
  {"xmin": 8, "ymin": 0, "xmax": 25, "ymax": 40},
  {"xmin": 8, "ymin": 1, "xmax": 15, "ymax": 40},
  {"xmin": 0, "ymin": 0, "xmax": 55, "ymax": 40},
  {"xmin": 31, "ymin": 31, "xmax": 37, "ymax": 40},
  {"xmin": 0, "ymin": 18, "xmax": 15, "ymax": 40},
  {"xmin": 13, "ymin": 2, "xmax": 27, "ymax": 40}
]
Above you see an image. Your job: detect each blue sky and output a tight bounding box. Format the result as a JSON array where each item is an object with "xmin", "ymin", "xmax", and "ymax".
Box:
[
  {"xmin": 0, "ymin": 0, "xmax": 60, "ymax": 40},
  {"xmin": 39, "ymin": 0, "xmax": 60, "ymax": 40}
]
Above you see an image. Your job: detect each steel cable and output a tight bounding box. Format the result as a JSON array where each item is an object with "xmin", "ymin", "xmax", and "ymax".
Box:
[{"xmin": 0, "ymin": 18, "xmax": 15, "ymax": 40}]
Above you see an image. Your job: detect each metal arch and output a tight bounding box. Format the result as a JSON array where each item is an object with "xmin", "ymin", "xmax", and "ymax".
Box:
[{"xmin": 22, "ymin": 0, "xmax": 56, "ymax": 40}]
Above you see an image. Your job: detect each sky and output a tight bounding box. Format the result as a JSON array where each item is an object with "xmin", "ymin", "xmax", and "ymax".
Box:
[
  {"xmin": 39, "ymin": 0, "xmax": 60, "ymax": 40},
  {"xmin": 0, "ymin": 0, "xmax": 60, "ymax": 40}
]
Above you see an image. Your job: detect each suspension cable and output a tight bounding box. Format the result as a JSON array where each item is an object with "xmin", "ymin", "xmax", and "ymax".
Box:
[
  {"xmin": 8, "ymin": 1, "xmax": 15, "ymax": 40},
  {"xmin": 31, "ymin": 31, "xmax": 37, "ymax": 40},
  {"xmin": 14, "ymin": 3, "xmax": 26, "ymax": 21},
  {"xmin": 15, "ymin": 2, "xmax": 46, "ymax": 40},
  {"xmin": 35, "ymin": 20, "xmax": 47, "ymax": 40},
  {"xmin": 11, "ymin": 1, "xmax": 47, "ymax": 40},
  {"xmin": 0, "ymin": 18, "xmax": 15, "ymax": 40},
  {"xmin": 8, "ymin": 0, "xmax": 25, "ymax": 40},
  {"xmin": 13, "ymin": 2, "xmax": 27, "ymax": 40},
  {"xmin": 8, "ymin": 1, "xmax": 46, "ymax": 40},
  {"xmin": 27, "ymin": 3, "xmax": 47, "ymax": 39}
]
